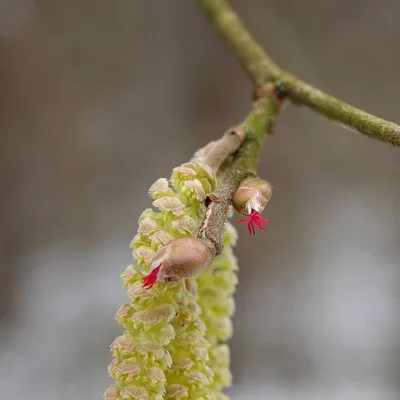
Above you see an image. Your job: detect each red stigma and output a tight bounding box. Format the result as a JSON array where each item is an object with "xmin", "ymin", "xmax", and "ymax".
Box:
[
  {"xmin": 238, "ymin": 209, "xmax": 270, "ymax": 235},
  {"xmin": 142, "ymin": 264, "xmax": 162, "ymax": 289}
]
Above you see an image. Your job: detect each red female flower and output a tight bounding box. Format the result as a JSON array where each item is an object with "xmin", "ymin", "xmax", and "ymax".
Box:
[
  {"xmin": 142, "ymin": 264, "xmax": 162, "ymax": 289},
  {"xmin": 233, "ymin": 177, "xmax": 273, "ymax": 235},
  {"xmin": 142, "ymin": 237, "xmax": 215, "ymax": 289},
  {"xmin": 238, "ymin": 209, "xmax": 270, "ymax": 235}
]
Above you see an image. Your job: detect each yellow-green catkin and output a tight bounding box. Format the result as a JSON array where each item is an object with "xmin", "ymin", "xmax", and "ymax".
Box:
[
  {"xmin": 105, "ymin": 159, "xmax": 230, "ymax": 400},
  {"xmin": 196, "ymin": 222, "xmax": 239, "ymax": 397}
]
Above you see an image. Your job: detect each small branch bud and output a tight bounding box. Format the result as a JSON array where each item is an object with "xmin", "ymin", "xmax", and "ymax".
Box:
[
  {"xmin": 233, "ymin": 178, "xmax": 272, "ymax": 235},
  {"xmin": 232, "ymin": 177, "xmax": 272, "ymax": 215},
  {"xmin": 142, "ymin": 238, "xmax": 214, "ymax": 288}
]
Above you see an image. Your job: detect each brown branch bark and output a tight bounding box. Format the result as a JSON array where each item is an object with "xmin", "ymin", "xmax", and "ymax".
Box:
[{"xmin": 198, "ymin": 94, "xmax": 280, "ymax": 255}]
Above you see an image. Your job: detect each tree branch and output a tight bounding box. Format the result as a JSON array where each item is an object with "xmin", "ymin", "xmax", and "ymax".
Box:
[
  {"xmin": 198, "ymin": 94, "xmax": 279, "ymax": 256},
  {"xmin": 197, "ymin": 0, "xmax": 400, "ymax": 147},
  {"xmin": 194, "ymin": 128, "xmax": 245, "ymax": 173}
]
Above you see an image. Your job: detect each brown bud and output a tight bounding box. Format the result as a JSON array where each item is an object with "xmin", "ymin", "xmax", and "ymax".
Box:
[
  {"xmin": 241, "ymin": 177, "xmax": 273, "ymax": 199},
  {"xmin": 232, "ymin": 177, "xmax": 272, "ymax": 216},
  {"xmin": 151, "ymin": 238, "xmax": 214, "ymax": 283}
]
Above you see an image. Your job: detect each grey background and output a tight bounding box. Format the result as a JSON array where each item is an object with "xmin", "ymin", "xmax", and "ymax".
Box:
[{"xmin": 0, "ymin": 1, "xmax": 399, "ymax": 399}]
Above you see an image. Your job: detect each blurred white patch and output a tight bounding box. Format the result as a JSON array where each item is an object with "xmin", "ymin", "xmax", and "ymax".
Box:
[{"xmin": 0, "ymin": 241, "xmax": 129, "ymax": 399}]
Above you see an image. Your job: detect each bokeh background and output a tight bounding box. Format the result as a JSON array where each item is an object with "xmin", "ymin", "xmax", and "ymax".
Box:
[{"xmin": 1, "ymin": 1, "xmax": 399, "ymax": 399}]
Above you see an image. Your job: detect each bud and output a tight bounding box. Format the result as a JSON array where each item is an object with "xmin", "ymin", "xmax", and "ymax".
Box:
[
  {"xmin": 143, "ymin": 238, "xmax": 214, "ymax": 288},
  {"xmin": 233, "ymin": 177, "xmax": 272, "ymax": 235},
  {"xmin": 232, "ymin": 177, "xmax": 272, "ymax": 216}
]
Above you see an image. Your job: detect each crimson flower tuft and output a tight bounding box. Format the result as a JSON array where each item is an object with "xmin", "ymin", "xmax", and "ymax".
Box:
[
  {"xmin": 238, "ymin": 209, "xmax": 270, "ymax": 235},
  {"xmin": 142, "ymin": 264, "xmax": 162, "ymax": 289}
]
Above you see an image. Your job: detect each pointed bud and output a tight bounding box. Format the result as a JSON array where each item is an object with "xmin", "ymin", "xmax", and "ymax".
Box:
[
  {"xmin": 143, "ymin": 238, "xmax": 214, "ymax": 288},
  {"xmin": 142, "ymin": 239, "xmax": 214, "ymax": 289}
]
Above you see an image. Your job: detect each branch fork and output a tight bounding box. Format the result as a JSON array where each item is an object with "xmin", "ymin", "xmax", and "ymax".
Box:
[{"xmin": 197, "ymin": 0, "xmax": 400, "ymax": 147}]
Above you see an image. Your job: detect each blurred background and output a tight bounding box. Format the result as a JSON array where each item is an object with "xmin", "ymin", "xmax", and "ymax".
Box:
[{"xmin": 1, "ymin": 1, "xmax": 399, "ymax": 399}]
